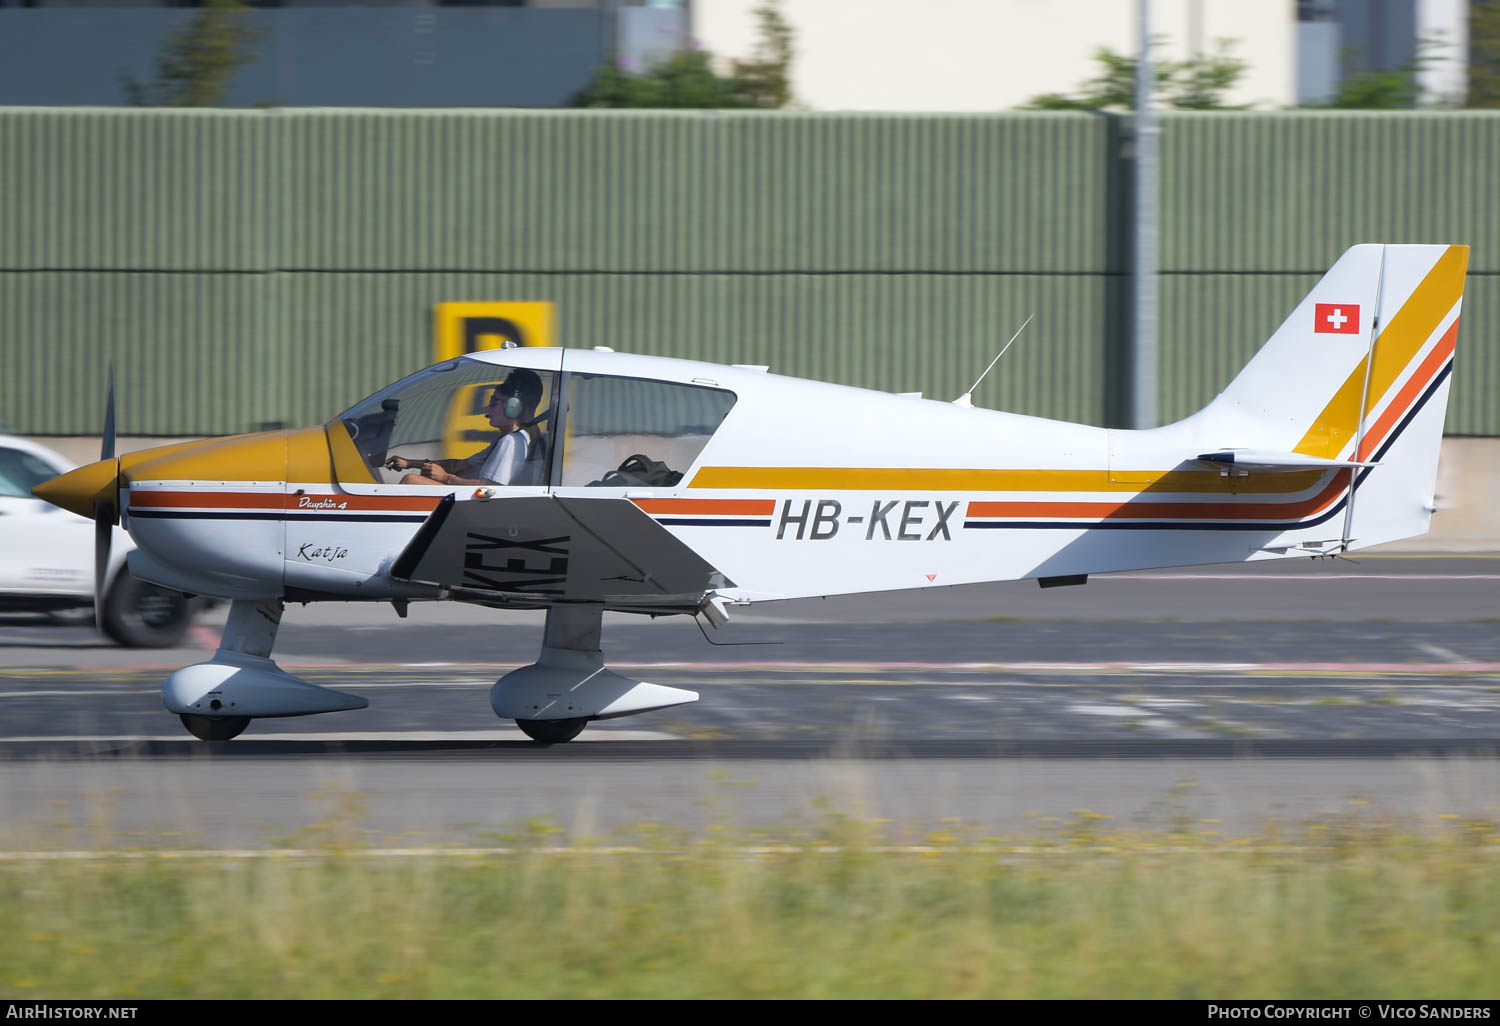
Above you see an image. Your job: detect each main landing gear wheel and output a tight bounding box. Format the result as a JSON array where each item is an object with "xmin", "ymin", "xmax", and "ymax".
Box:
[
  {"xmin": 179, "ymin": 714, "xmax": 251, "ymax": 742},
  {"xmin": 515, "ymin": 718, "xmax": 587, "ymax": 744}
]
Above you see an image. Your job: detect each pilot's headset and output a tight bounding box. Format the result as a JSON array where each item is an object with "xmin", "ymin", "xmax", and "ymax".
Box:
[
  {"xmin": 495, "ymin": 387, "xmax": 524, "ymax": 420},
  {"xmin": 494, "ymin": 370, "xmax": 543, "ymax": 422},
  {"xmin": 492, "ymin": 382, "xmax": 528, "ymax": 420}
]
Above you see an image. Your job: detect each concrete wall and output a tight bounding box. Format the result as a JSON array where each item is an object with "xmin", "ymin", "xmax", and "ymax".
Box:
[{"xmin": 6, "ymin": 108, "xmax": 1499, "ymax": 438}]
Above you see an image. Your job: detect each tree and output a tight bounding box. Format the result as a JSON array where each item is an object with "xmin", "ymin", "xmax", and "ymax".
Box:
[
  {"xmin": 1022, "ymin": 38, "xmax": 1247, "ymax": 111},
  {"xmin": 120, "ymin": 0, "xmax": 264, "ymax": 108},
  {"xmin": 1308, "ymin": 34, "xmax": 1451, "ymax": 109},
  {"xmin": 728, "ymin": 0, "xmax": 795, "ymax": 109},
  {"xmin": 1316, "ymin": 65, "xmax": 1423, "ymax": 109},
  {"xmin": 1171, "ymin": 41, "xmax": 1251, "ymax": 109},
  {"xmin": 573, "ymin": 49, "xmax": 748, "ymax": 109},
  {"xmin": 573, "ymin": 0, "xmax": 794, "ymax": 110}
]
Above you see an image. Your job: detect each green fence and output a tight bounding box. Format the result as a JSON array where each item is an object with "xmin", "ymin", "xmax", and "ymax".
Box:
[{"xmin": 1, "ymin": 108, "xmax": 1493, "ymax": 436}]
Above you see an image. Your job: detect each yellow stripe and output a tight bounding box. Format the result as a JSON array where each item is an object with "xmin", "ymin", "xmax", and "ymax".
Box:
[
  {"xmin": 289, "ymin": 425, "xmax": 338, "ymax": 484},
  {"xmin": 689, "ymin": 467, "xmax": 1323, "ymax": 494},
  {"xmin": 1363, "ymin": 245, "xmax": 1468, "ymax": 419},
  {"xmin": 117, "ymin": 437, "xmax": 225, "ymax": 475},
  {"xmin": 323, "ymin": 420, "xmax": 375, "ymax": 485},
  {"xmin": 124, "ymin": 428, "xmax": 322, "ymax": 483},
  {"xmin": 1296, "ymin": 245, "xmax": 1468, "ymax": 458}
]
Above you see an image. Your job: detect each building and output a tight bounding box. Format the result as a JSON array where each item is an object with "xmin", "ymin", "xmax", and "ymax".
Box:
[{"xmin": 0, "ymin": 1, "xmax": 1477, "ymax": 110}]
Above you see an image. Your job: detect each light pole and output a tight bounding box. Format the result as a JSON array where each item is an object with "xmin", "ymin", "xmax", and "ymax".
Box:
[{"xmin": 1132, "ymin": 0, "xmax": 1159, "ymax": 430}]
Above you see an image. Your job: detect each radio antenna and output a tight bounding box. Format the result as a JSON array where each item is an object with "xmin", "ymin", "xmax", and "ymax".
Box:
[{"xmin": 953, "ymin": 313, "xmax": 1034, "ymax": 407}]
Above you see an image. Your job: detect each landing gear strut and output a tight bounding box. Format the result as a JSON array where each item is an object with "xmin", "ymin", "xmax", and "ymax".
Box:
[{"xmin": 491, "ymin": 603, "xmax": 699, "ymax": 744}]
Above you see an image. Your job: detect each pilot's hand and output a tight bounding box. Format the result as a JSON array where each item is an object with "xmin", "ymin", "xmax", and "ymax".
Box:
[
  {"xmin": 424, "ymin": 462, "xmax": 452, "ymax": 484},
  {"xmin": 384, "ymin": 456, "xmax": 408, "ymax": 471}
]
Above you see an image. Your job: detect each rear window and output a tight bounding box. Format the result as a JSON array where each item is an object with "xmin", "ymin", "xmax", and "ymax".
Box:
[{"xmin": 560, "ymin": 375, "xmax": 736, "ymax": 488}]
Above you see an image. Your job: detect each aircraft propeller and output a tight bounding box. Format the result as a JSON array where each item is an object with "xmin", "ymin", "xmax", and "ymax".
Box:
[{"xmin": 93, "ymin": 366, "xmax": 121, "ymax": 625}]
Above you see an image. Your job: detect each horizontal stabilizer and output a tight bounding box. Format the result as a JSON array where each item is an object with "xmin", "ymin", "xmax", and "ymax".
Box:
[{"xmin": 1195, "ymin": 449, "xmax": 1379, "ymax": 472}]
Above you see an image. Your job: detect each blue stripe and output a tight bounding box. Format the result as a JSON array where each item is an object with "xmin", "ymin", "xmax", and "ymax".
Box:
[{"xmin": 655, "ymin": 518, "xmax": 772, "ymax": 527}]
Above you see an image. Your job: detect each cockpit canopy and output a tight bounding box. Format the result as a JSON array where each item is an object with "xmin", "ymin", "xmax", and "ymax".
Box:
[{"xmin": 334, "ymin": 357, "xmax": 736, "ymax": 488}]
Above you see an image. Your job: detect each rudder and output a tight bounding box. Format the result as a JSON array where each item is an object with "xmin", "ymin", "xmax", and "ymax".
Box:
[
  {"xmin": 1342, "ymin": 244, "xmax": 1467, "ymax": 549},
  {"xmin": 1194, "ymin": 243, "xmax": 1468, "ymax": 550}
]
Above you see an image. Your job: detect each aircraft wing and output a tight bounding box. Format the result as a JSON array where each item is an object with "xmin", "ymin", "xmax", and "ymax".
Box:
[{"xmin": 389, "ymin": 494, "xmax": 728, "ymax": 611}]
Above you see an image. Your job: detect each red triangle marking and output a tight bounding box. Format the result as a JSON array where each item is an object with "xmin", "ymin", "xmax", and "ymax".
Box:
[{"xmin": 925, "ymin": 574, "xmax": 937, "ymax": 582}]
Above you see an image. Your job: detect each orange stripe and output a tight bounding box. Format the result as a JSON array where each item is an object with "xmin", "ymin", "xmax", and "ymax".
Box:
[
  {"xmin": 632, "ymin": 498, "xmax": 775, "ymax": 515},
  {"xmin": 1356, "ymin": 319, "xmax": 1457, "ymax": 462},
  {"xmin": 129, "ymin": 490, "xmax": 282, "ymax": 510},
  {"xmin": 968, "ymin": 470, "xmax": 1351, "ymax": 522},
  {"xmin": 128, "ymin": 490, "xmax": 441, "ymax": 512}
]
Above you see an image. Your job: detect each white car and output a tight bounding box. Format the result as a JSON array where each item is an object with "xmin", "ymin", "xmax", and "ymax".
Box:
[{"xmin": 0, "ymin": 433, "xmax": 198, "ymax": 646}]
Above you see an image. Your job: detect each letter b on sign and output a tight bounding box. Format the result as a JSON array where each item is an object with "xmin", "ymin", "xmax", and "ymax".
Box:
[{"xmin": 434, "ymin": 302, "xmax": 556, "ymax": 363}]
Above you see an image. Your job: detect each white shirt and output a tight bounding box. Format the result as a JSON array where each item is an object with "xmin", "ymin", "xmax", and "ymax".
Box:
[{"xmin": 476, "ymin": 430, "xmax": 530, "ymax": 485}]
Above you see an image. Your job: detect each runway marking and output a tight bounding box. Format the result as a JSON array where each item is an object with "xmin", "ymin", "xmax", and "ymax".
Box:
[
  {"xmin": 0, "ymin": 729, "xmax": 680, "ymax": 743},
  {"xmin": 1415, "ymin": 643, "xmax": 1470, "ymax": 663},
  {"xmin": 0, "ymin": 844, "xmax": 1377, "ymax": 861},
  {"xmin": 641, "ymin": 660, "xmax": 1500, "ymax": 674},
  {"xmin": 1107, "ymin": 573, "xmax": 1500, "ymax": 581},
  {"xmin": 1067, "ymin": 703, "xmax": 1173, "ymax": 727},
  {"xmin": 5, "ymin": 662, "xmax": 1500, "ymax": 680},
  {"xmin": 0, "ymin": 689, "xmax": 161, "ymax": 698},
  {"xmin": 1354, "ymin": 553, "xmax": 1500, "ymax": 558}
]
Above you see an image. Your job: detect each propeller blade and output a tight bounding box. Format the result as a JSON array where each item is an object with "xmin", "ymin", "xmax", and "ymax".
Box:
[
  {"xmin": 101, "ymin": 364, "xmax": 116, "ymax": 462},
  {"xmin": 94, "ymin": 504, "xmax": 113, "ymax": 622},
  {"xmin": 96, "ymin": 364, "xmax": 118, "ymax": 621}
]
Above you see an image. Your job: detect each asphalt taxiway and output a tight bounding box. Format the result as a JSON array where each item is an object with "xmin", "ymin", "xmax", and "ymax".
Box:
[{"xmin": 0, "ymin": 556, "xmax": 1496, "ymax": 847}]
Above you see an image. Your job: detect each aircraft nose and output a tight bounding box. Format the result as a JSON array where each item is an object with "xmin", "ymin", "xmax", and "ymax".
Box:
[{"xmin": 32, "ymin": 458, "xmax": 121, "ymax": 522}]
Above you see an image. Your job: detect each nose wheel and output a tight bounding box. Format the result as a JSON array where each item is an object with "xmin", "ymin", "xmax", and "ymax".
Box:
[
  {"xmin": 515, "ymin": 718, "xmax": 587, "ymax": 744},
  {"xmin": 179, "ymin": 714, "xmax": 251, "ymax": 741}
]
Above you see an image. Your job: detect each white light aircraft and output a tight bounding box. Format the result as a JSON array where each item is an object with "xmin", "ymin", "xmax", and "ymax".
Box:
[{"xmin": 34, "ymin": 244, "xmax": 1468, "ymax": 743}]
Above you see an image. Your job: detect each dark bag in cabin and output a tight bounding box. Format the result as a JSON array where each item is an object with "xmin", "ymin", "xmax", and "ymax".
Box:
[{"xmin": 592, "ymin": 453, "xmax": 682, "ymax": 487}]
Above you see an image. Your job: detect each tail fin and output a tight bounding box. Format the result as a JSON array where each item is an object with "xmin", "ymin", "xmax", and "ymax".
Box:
[{"xmin": 1194, "ymin": 243, "xmax": 1468, "ymax": 550}]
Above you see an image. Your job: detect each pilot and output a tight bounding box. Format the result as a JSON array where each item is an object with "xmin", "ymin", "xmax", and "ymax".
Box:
[{"xmin": 386, "ymin": 369, "xmax": 545, "ymax": 487}]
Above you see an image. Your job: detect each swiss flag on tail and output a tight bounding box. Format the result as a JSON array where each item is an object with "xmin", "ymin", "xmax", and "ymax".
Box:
[{"xmin": 1314, "ymin": 303, "xmax": 1360, "ymax": 334}]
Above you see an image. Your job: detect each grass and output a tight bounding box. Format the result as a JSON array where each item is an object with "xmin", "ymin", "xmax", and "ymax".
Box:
[{"xmin": 3, "ymin": 810, "xmax": 1499, "ymax": 999}]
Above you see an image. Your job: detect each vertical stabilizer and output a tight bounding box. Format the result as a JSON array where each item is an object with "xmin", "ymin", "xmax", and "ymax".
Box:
[
  {"xmin": 1341, "ymin": 245, "xmax": 1467, "ymax": 549},
  {"xmin": 1193, "ymin": 244, "xmax": 1468, "ymax": 550}
]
